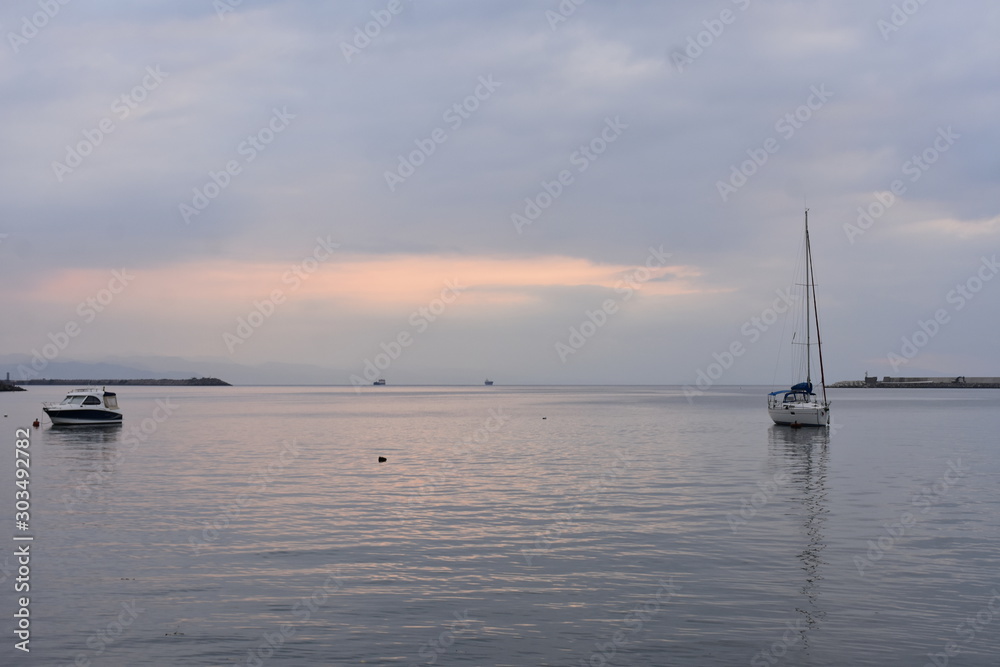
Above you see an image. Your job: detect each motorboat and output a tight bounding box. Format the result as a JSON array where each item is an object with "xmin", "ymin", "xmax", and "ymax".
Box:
[
  {"xmin": 484, "ymin": 379, "xmax": 494, "ymax": 386},
  {"xmin": 43, "ymin": 387, "xmax": 123, "ymax": 425},
  {"xmin": 373, "ymin": 378, "xmax": 386, "ymax": 386},
  {"xmin": 767, "ymin": 209, "xmax": 831, "ymax": 427}
]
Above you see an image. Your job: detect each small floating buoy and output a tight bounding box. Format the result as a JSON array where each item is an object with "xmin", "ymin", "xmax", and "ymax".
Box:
[
  {"xmin": 378, "ymin": 456, "xmax": 387, "ymax": 463},
  {"xmin": 33, "ymin": 418, "xmax": 40, "ymax": 428}
]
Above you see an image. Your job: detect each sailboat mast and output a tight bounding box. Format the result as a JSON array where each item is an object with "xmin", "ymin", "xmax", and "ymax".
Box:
[
  {"xmin": 805, "ymin": 211, "xmax": 828, "ymax": 405},
  {"xmin": 804, "ymin": 209, "xmax": 812, "ymax": 384}
]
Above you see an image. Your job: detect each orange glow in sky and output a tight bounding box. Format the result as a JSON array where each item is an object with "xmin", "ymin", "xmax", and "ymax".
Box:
[{"xmin": 24, "ymin": 253, "xmax": 708, "ymax": 311}]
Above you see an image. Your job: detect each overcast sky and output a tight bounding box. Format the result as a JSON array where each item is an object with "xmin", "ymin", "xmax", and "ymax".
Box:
[{"xmin": 1, "ymin": 0, "xmax": 997, "ymax": 385}]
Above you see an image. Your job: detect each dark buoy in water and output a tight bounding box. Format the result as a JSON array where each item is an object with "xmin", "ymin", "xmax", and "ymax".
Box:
[
  {"xmin": 378, "ymin": 456, "xmax": 387, "ymax": 463},
  {"xmin": 542, "ymin": 417, "xmax": 547, "ymax": 420},
  {"xmin": 32, "ymin": 418, "xmax": 40, "ymax": 428}
]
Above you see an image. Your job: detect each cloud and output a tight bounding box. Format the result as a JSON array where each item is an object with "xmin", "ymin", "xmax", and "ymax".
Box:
[{"xmin": 1, "ymin": 0, "xmax": 998, "ymax": 382}]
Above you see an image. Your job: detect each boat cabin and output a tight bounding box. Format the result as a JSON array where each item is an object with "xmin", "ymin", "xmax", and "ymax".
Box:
[
  {"xmin": 59, "ymin": 389, "xmax": 119, "ymax": 410},
  {"xmin": 768, "ymin": 381, "xmax": 816, "ymax": 406},
  {"xmin": 776, "ymin": 390, "xmax": 815, "ymax": 404}
]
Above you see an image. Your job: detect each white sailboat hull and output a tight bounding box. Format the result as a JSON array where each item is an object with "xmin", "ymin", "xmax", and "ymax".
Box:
[{"xmin": 768, "ymin": 400, "xmax": 830, "ymax": 426}]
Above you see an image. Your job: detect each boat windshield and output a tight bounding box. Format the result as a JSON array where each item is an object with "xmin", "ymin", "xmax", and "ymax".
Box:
[
  {"xmin": 61, "ymin": 395, "xmax": 87, "ymax": 406},
  {"xmin": 784, "ymin": 391, "xmax": 815, "ymax": 403},
  {"xmin": 104, "ymin": 395, "xmax": 119, "ymax": 409}
]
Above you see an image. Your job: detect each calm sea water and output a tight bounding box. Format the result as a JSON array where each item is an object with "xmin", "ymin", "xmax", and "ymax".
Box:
[{"xmin": 2, "ymin": 385, "xmax": 999, "ymax": 666}]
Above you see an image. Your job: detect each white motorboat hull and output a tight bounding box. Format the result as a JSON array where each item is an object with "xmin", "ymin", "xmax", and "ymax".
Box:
[
  {"xmin": 768, "ymin": 402, "xmax": 830, "ymax": 427},
  {"xmin": 43, "ymin": 407, "xmax": 123, "ymax": 425}
]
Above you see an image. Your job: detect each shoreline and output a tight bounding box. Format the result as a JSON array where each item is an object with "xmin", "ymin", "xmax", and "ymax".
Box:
[
  {"xmin": 14, "ymin": 377, "xmax": 231, "ymax": 387},
  {"xmin": 831, "ymin": 380, "xmax": 1000, "ymax": 389}
]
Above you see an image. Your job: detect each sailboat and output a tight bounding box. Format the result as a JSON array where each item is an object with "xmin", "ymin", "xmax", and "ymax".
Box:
[{"xmin": 767, "ymin": 209, "xmax": 831, "ymax": 427}]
